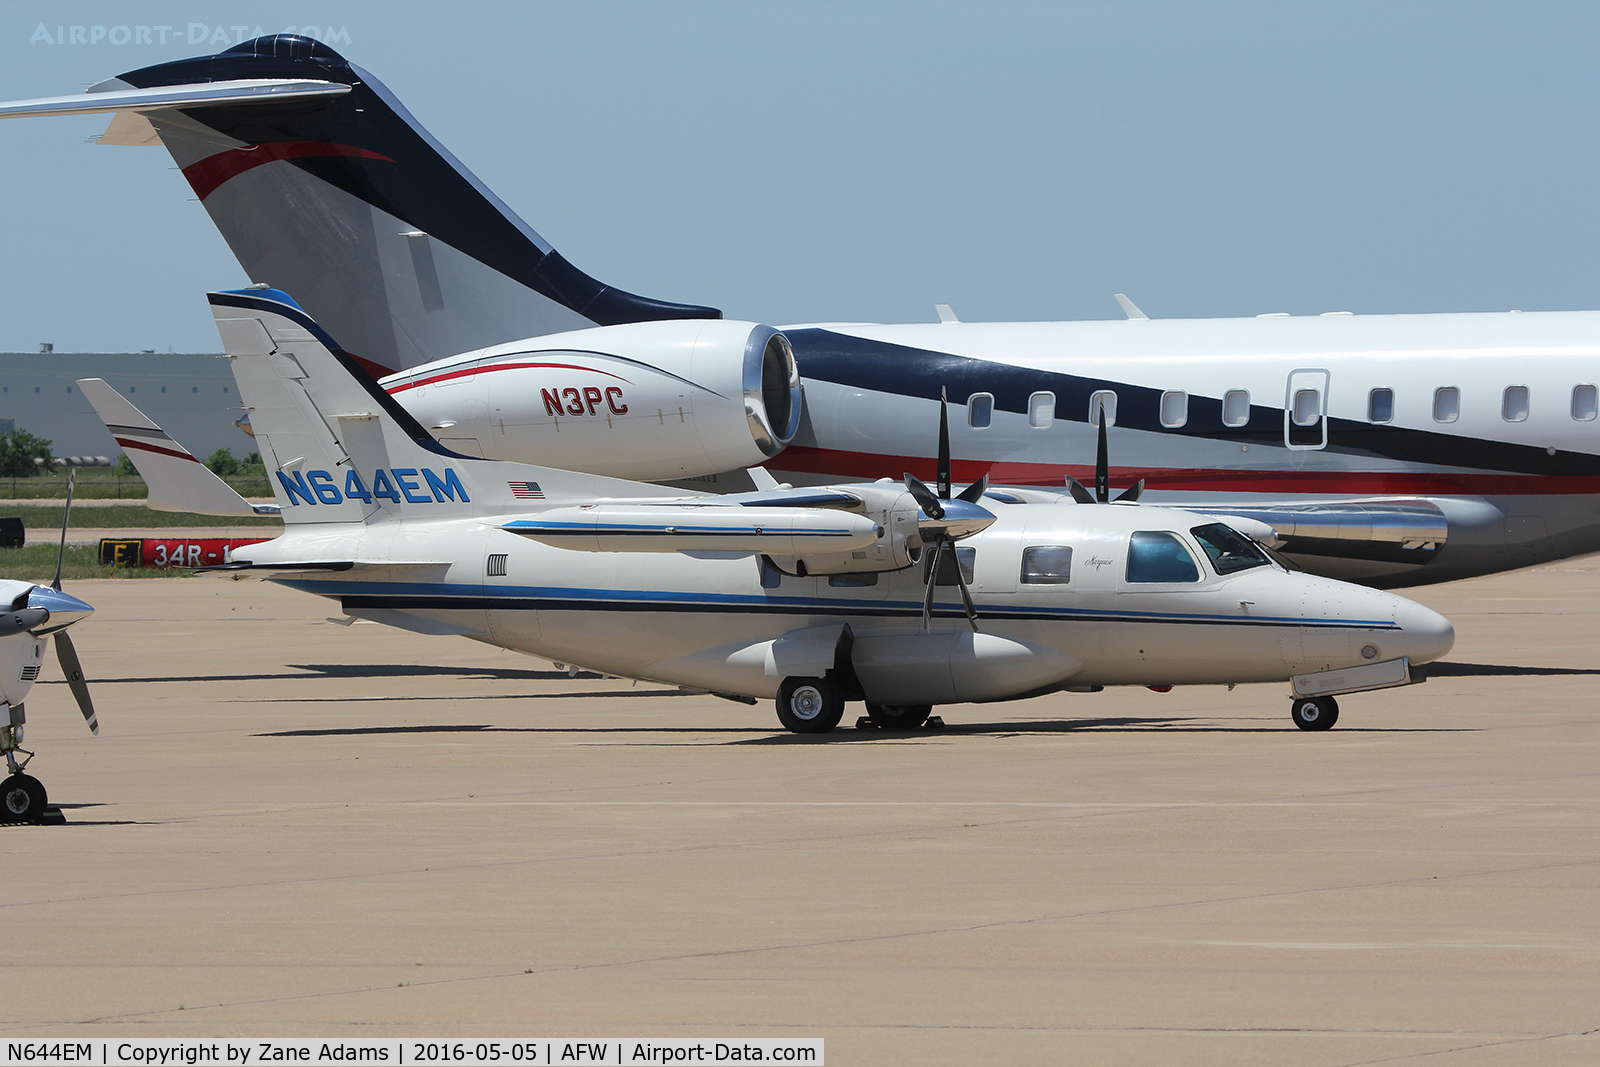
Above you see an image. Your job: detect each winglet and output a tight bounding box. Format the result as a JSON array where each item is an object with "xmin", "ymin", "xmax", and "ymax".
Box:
[
  {"xmin": 1114, "ymin": 293, "xmax": 1149, "ymax": 320},
  {"xmin": 76, "ymin": 378, "xmax": 271, "ymax": 517},
  {"xmin": 935, "ymin": 304, "xmax": 960, "ymax": 324}
]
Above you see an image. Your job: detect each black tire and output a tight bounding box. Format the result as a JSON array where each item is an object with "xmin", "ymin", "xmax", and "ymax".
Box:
[
  {"xmin": 0, "ymin": 774, "xmax": 47, "ymax": 822},
  {"xmin": 776, "ymin": 677, "xmax": 845, "ymax": 733},
  {"xmin": 1291, "ymin": 696, "xmax": 1339, "ymax": 731},
  {"xmin": 865, "ymin": 702, "xmax": 932, "ymax": 729}
]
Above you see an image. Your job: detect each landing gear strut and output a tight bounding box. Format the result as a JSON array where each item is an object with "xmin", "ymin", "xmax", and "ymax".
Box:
[
  {"xmin": 0, "ymin": 704, "xmax": 48, "ymax": 823},
  {"xmin": 1290, "ymin": 695, "xmax": 1339, "ymax": 731}
]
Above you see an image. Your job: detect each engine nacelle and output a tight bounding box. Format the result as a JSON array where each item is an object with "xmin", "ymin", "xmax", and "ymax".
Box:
[
  {"xmin": 765, "ymin": 485, "xmax": 924, "ymax": 576},
  {"xmin": 381, "ymin": 320, "xmax": 802, "ymax": 481}
]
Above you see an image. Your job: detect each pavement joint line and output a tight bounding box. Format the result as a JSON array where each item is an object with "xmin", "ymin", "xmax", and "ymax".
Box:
[{"xmin": 1328, "ymin": 1027, "xmax": 1599, "ymax": 1066}]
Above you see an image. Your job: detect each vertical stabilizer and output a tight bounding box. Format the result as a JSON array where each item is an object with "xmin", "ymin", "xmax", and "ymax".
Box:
[
  {"xmin": 0, "ymin": 34, "xmax": 720, "ymax": 376},
  {"xmin": 209, "ymin": 288, "xmax": 671, "ymax": 524}
]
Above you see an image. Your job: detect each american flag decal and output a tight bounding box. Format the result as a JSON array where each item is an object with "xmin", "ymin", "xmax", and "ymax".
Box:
[{"xmin": 508, "ymin": 481, "xmax": 545, "ymax": 499}]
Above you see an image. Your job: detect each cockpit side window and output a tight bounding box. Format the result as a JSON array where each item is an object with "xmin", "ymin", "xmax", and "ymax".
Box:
[
  {"xmin": 1190, "ymin": 522, "xmax": 1270, "ymax": 575},
  {"xmin": 1020, "ymin": 545, "xmax": 1073, "ymax": 584},
  {"xmin": 1125, "ymin": 531, "xmax": 1201, "ymax": 583}
]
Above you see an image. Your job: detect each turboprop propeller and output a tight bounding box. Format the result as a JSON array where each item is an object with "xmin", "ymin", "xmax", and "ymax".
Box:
[
  {"xmin": 1065, "ymin": 407, "xmax": 1144, "ymax": 505},
  {"xmin": 0, "ymin": 469, "xmax": 99, "ymax": 823},
  {"xmin": 903, "ymin": 389, "xmax": 995, "ymax": 632}
]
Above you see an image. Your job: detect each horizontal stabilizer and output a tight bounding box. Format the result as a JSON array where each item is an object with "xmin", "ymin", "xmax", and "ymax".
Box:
[
  {"xmin": 0, "ymin": 79, "xmax": 348, "ymax": 119},
  {"xmin": 76, "ymin": 378, "xmax": 274, "ymax": 517},
  {"xmin": 501, "ymin": 505, "xmax": 882, "ymax": 555}
]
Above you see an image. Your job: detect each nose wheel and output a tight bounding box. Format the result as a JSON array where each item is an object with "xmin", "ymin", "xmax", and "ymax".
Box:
[
  {"xmin": 0, "ymin": 773, "xmax": 47, "ymax": 822},
  {"xmin": 1291, "ymin": 695, "xmax": 1339, "ymax": 730}
]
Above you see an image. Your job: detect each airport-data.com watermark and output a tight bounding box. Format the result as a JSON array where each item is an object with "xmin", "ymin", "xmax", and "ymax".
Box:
[{"xmin": 27, "ymin": 23, "xmax": 350, "ymax": 48}]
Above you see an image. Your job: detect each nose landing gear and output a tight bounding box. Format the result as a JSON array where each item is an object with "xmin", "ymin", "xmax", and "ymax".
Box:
[
  {"xmin": 0, "ymin": 705, "xmax": 60, "ymax": 824},
  {"xmin": 1291, "ymin": 695, "xmax": 1340, "ymax": 731}
]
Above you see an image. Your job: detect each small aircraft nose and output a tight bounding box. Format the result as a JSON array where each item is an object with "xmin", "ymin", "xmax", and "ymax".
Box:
[
  {"xmin": 1392, "ymin": 598, "xmax": 1454, "ymax": 666},
  {"xmin": 26, "ymin": 586, "xmax": 95, "ymax": 631}
]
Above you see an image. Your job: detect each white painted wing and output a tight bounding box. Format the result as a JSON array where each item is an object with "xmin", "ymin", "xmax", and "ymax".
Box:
[
  {"xmin": 77, "ymin": 378, "xmax": 266, "ymax": 517},
  {"xmin": 0, "ymin": 79, "xmax": 349, "ymax": 120}
]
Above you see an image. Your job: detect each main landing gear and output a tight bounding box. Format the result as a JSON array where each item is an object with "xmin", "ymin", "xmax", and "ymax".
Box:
[
  {"xmin": 0, "ymin": 705, "xmax": 56, "ymax": 824},
  {"xmin": 775, "ymin": 678, "xmax": 943, "ymax": 734},
  {"xmin": 1290, "ymin": 695, "xmax": 1339, "ymax": 731},
  {"xmin": 776, "ymin": 676, "xmax": 846, "ymax": 733}
]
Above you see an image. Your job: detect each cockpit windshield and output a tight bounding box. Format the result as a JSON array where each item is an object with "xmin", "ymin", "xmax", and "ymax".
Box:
[{"xmin": 1190, "ymin": 522, "xmax": 1270, "ymax": 575}]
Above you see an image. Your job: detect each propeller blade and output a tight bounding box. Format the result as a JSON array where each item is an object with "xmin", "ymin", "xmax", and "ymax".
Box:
[
  {"xmin": 54, "ymin": 629, "xmax": 97, "ymax": 736},
  {"xmin": 949, "ymin": 539, "xmax": 980, "ymax": 632},
  {"xmin": 1113, "ymin": 478, "xmax": 1145, "ymax": 503},
  {"xmin": 52, "ymin": 468, "xmax": 76, "ymax": 592},
  {"xmin": 903, "ymin": 473, "xmax": 945, "ymax": 521},
  {"xmin": 1095, "ymin": 408, "xmax": 1109, "ymax": 504},
  {"xmin": 937, "ymin": 388, "xmax": 952, "ymax": 500},
  {"xmin": 1065, "ymin": 477, "xmax": 1096, "ymax": 505},
  {"xmin": 921, "ymin": 541, "xmax": 942, "ymax": 630},
  {"xmin": 955, "ymin": 474, "xmax": 990, "ymax": 503}
]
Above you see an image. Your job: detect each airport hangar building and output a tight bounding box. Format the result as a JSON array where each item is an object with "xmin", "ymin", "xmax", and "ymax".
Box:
[{"xmin": 0, "ymin": 352, "xmax": 248, "ymax": 461}]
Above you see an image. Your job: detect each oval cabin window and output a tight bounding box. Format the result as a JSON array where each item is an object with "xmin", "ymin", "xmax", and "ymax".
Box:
[{"xmin": 1502, "ymin": 386, "xmax": 1529, "ymax": 422}]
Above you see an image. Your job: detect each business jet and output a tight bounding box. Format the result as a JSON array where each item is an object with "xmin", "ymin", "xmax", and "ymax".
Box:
[
  {"xmin": 2, "ymin": 35, "xmax": 1594, "ymax": 587},
  {"xmin": 0, "ymin": 475, "xmax": 101, "ymax": 823},
  {"xmin": 112, "ymin": 285, "xmax": 1455, "ymax": 734}
]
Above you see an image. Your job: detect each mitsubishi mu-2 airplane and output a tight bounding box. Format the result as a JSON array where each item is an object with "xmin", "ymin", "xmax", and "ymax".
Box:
[
  {"xmin": 115, "ymin": 286, "xmax": 1457, "ymax": 735},
  {"xmin": 3, "ymin": 36, "xmax": 1595, "ymax": 588}
]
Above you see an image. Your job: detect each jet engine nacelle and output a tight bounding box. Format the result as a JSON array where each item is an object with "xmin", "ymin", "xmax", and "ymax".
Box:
[{"xmin": 382, "ymin": 320, "xmax": 802, "ymax": 481}]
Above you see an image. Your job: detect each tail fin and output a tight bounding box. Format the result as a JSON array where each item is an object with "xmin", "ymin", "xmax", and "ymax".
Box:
[
  {"xmin": 3, "ymin": 34, "xmax": 718, "ymax": 377},
  {"xmin": 210, "ymin": 287, "xmax": 668, "ymax": 524},
  {"xmin": 76, "ymin": 378, "xmax": 272, "ymax": 517}
]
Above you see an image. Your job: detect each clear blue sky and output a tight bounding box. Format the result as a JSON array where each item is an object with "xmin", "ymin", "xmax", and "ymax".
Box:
[{"xmin": 1, "ymin": 0, "xmax": 1598, "ymax": 351}]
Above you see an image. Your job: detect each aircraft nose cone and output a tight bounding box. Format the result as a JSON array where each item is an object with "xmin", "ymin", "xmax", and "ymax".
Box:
[
  {"xmin": 1393, "ymin": 599, "xmax": 1454, "ymax": 666},
  {"xmin": 27, "ymin": 586, "xmax": 95, "ymax": 630}
]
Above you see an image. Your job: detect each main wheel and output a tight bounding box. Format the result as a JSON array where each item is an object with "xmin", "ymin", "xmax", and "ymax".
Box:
[
  {"xmin": 776, "ymin": 677, "xmax": 845, "ymax": 733},
  {"xmin": 0, "ymin": 774, "xmax": 47, "ymax": 822},
  {"xmin": 865, "ymin": 702, "xmax": 932, "ymax": 729},
  {"xmin": 1291, "ymin": 695, "xmax": 1339, "ymax": 731}
]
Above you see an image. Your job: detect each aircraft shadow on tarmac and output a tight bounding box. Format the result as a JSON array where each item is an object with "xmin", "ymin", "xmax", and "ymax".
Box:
[{"xmin": 40, "ymin": 660, "xmax": 1600, "ymax": 691}]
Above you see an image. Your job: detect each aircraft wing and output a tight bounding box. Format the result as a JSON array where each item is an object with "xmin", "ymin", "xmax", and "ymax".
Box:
[
  {"xmin": 0, "ymin": 79, "xmax": 349, "ymax": 120},
  {"xmin": 77, "ymin": 378, "xmax": 278, "ymax": 517}
]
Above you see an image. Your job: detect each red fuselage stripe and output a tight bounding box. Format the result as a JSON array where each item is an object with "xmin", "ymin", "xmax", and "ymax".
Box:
[
  {"xmin": 385, "ymin": 361, "xmax": 630, "ymax": 394},
  {"xmin": 773, "ymin": 445, "xmax": 1600, "ymax": 496},
  {"xmin": 183, "ymin": 142, "xmax": 397, "ymax": 201},
  {"xmin": 116, "ymin": 437, "xmax": 202, "ymax": 463}
]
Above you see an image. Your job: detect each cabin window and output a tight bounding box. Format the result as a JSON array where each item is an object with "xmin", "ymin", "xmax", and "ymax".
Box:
[
  {"xmin": 1125, "ymin": 531, "xmax": 1201, "ymax": 583},
  {"xmin": 1190, "ymin": 523, "xmax": 1269, "ymax": 576},
  {"xmin": 828, "ymin": 572, "xmax": 878, "ymax": 587},
  {"xmin": 1160, "ymin": 390, "xmax": 1188, "ymax": 428},
  {"xmin": 1028, "ymin": 391, "xmax": 1055, "ymax": 429},
  {"xmin": 967, "ymin": 392, "xmax": 994, "ymax": 429},
  {"xmin": 1502, "ymin": 385, "xmax": 1529, "ymax": 423},
  {"xmin": 1368, "ymin": 388, "xmax": 1394, "ymax": 423},
  {"xmin": 1291, "ymin": 388, "xmax": 1321, "ymax": 426},
  {"xmin": 1573, "ymin": 384, "xmax": 1598, "ymax": 421},
  {"xmin": 1020, "ymin": 545, "xmax": 1073, "ymax": 584},
  {"xmin": 1088, "ymin": 390, "xmax": 1117, "ymax": 428},
  {"xmin": 759, "ymin": 556, "xmax": 784, "ymax": 589},
  {"xmin": 925, "ymin": 546, "xmax": 976, "ymax": 586},
  {"xmin": 1432, "ymin": 386, "xmax": 1459, "ymax": 423},
  {"xmin": 1222, "ymin": 389, "xmax": 1250, "ymax": 427}
]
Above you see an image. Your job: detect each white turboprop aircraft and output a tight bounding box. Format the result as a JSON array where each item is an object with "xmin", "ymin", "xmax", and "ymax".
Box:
[
  {"xmin": 99, "ymin": 286, "xmax": 1456, "ymax": 734},
  {"xmin": 4, "ymin": 36, "xmax": 1594, "ymax": 586},
  {"xmin": 0, "ymin": 477, "xmax": 101, "ymax": 823}
]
